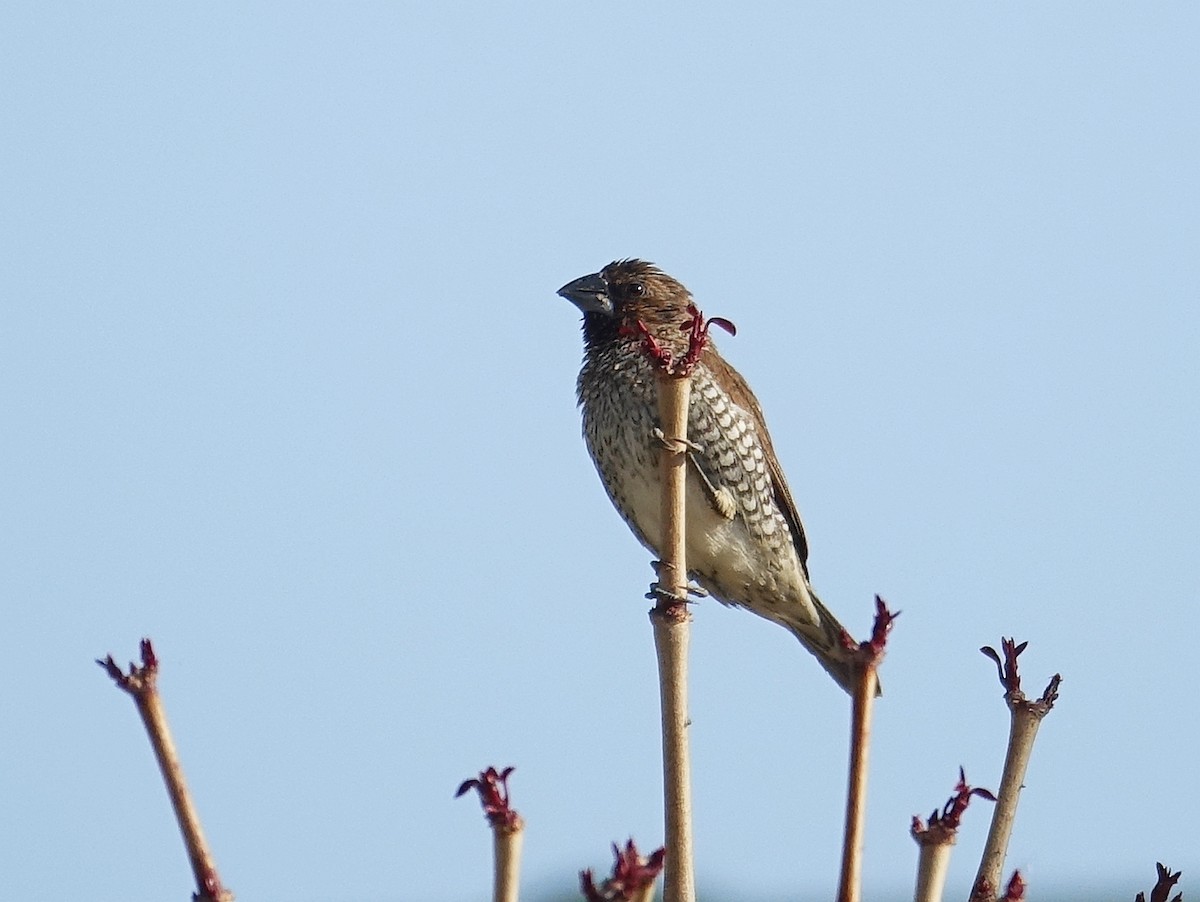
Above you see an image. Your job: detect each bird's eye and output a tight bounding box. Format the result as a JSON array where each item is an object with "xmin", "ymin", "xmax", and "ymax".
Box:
[{"xmin": 629, "ymin": 282, "xmax": 645, "ymax": 297}]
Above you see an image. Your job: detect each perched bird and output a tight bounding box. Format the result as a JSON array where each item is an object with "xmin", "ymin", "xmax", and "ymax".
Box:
[{"xmin": 558, "ymin": 259, "xmax": 862, "ymax": 694}]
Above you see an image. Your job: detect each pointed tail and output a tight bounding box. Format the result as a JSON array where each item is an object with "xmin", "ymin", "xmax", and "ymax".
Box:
[{"xmin": 787, "ymin": 587, "xmax": 883, "ymax": 697}]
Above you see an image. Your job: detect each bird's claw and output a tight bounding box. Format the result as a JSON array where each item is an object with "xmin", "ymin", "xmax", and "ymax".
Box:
[
  {"xmin": 646, "ymin": 582, "xmax": 690, "ymax": 604},
  {"xmin": 652, "ymin": 427, "xmax": 702, "ymax": 454},
  {"xmin": 645, "ymin": 574, "xmax": 708, "ymax": 601}
]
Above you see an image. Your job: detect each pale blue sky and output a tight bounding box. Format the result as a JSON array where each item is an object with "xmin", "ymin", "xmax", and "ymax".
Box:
[{"xmin": 3, "ymin": 4, "xmax": 1197, "ymax": 901}]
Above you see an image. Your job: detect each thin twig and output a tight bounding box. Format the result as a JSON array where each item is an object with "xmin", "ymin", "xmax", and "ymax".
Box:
[
  {"xmin": 492, "ymin": 823, "xmax": 523, "ymax": 902},
  {"xmin": 838, "ymin": 665, "xmax": 877, "ymax": 902},
  {"xmin": 651, "ymin": 368, "xmax": 695, "ymax": 902},
  {"xmin": 836, "ymin": 596, "xmax": 897, "ymax": 902},
  {"xmin": 913, "ymin": 842, "xmax": 953, "ymax": 902},
  {"xmin": 910, "ymin": 768, "xmax": 996, "ymax": 902},
  {"xmin": 97, "ymin": 639, "xmax": 234, "ymax": 902},
  {"xmin": 456, "ymin": 766, "xmax": 524, "ymax": 902},
  {"xmin": 970, "ymin": 639, "xmax": 1061, "ymax": 902},
  {"xmin": 633, "ymin": 304, "xmax": 729, "ymax": 902}
]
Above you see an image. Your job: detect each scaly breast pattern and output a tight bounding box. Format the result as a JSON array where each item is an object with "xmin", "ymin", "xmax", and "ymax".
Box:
[{"xmin": 578, "ymin": 345, "xmax": 817, "ymax": 627}]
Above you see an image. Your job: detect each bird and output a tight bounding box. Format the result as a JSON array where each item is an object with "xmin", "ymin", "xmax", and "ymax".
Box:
[{"xmin": 558, "ymin": 259, "xmax": 863, "ymax": 694}]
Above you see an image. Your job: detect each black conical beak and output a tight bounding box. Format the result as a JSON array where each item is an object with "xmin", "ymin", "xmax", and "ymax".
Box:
[{"xmin": 557, "ymin": 272, "xmax": 613, "ymax": 317}]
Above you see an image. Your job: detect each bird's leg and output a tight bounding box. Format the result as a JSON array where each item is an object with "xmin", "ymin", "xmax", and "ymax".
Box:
[
  {"xmin": 687, "ymin": 454, "xmax": 737, "ymax": 521},
  {"xmin": 652, "ymin": 426, "xmax": 701, "ymax": 454},
  {"xmin": 652, "ymin": 429, "xmax": 737, "ymax": 521}
]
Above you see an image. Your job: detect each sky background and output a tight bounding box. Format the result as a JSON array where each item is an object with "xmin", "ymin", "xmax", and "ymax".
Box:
[{"xmin": 3, "ymin": 3, "xmax": 1197, "ymax": 901}]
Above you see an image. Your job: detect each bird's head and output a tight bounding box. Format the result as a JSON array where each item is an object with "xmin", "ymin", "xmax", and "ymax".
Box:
[{"xmin": 557, "ymin": 259, "xmax": 695, "ymax": 351}]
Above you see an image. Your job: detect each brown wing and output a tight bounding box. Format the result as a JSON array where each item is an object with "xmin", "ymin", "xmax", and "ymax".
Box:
[{"xmin": 701, "ymin": 346, "xmax": 812, "ymax": 577}]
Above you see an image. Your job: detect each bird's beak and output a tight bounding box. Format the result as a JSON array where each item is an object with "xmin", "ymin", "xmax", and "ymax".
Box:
[{"xmin": 557, "ymin": 272, "xmax": 613, "ymax": 317}]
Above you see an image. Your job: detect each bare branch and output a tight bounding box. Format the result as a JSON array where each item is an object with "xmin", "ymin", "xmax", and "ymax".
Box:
[
  {"xmin": 456, "ymin": 766, "xmax": 524, "ymax": 902},
  {"xmin": 97, "ymin": 639, "xmax": 233, "ymax": 902},
  {"xmin": 971, "ymin": 640, "xmax": 1061, "ymax": 902}
]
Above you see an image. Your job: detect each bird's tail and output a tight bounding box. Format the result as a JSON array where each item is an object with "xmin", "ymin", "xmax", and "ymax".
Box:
[{"xmin": 787, "ymin": 587, "xmax": 883, "ymax": 697}]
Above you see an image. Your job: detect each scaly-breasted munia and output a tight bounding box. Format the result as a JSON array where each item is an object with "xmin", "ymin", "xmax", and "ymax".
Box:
[{"xmin": 559, "ymin": 259, "xmax": 860, "ymax": 694}]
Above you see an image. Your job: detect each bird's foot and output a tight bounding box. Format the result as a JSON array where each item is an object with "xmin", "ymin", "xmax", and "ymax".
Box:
[
  {"xmin": 651, "ymin": 427, "xmax": 702, "ymax": 454},
  {"xmin": 646, "ymin": 582, "xmax": 690, "ymax": 604},
  {"xmin": 645, "ymin": 567, "xmax": 708, "ymax": 602}
]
